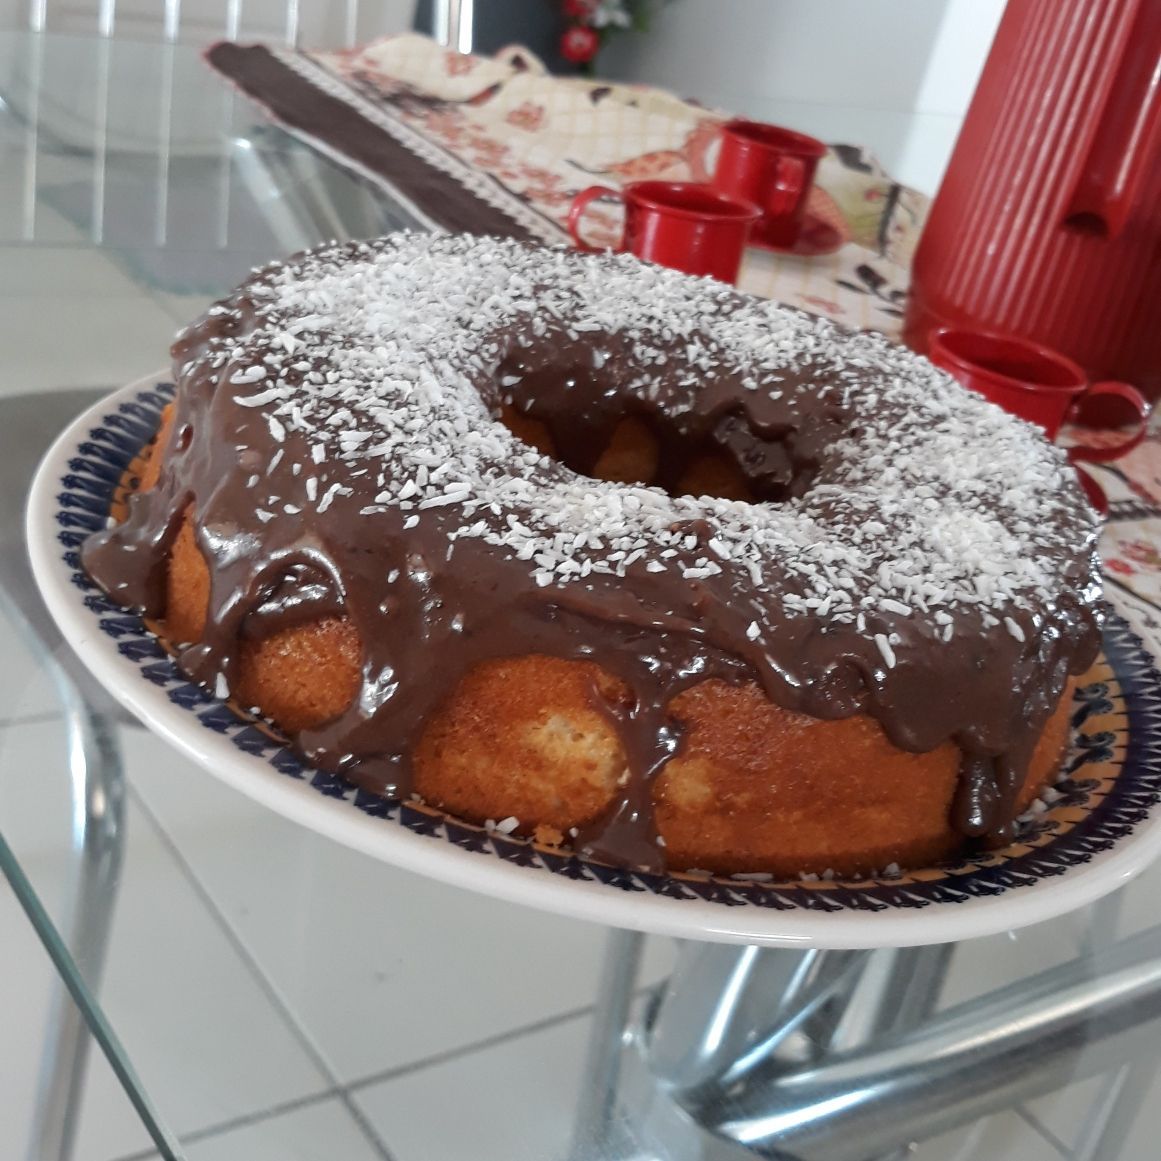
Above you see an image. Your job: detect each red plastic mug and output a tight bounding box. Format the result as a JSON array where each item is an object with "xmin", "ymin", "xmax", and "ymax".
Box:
[
  {"xmin": 929, "ymin": 328, "xmax": 1150, "ymax": 463},
  {"xmin": 709, "ymin": 119, "xmax": 827, "ymax": 248},
  {"xmin": 568, "ymin": 181, "xmax": 760, "ymax": 283}
]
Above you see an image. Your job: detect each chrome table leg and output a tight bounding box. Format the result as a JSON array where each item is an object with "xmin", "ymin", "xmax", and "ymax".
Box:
[{"xmin": 569, "ymin": 927, "xmax": 646, "ymax": 1161}]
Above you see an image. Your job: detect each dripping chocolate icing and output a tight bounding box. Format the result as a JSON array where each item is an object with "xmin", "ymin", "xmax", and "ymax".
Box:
[{"xmin": 82, "ymin": 234, "xmax": 1103, "ymax": 872}]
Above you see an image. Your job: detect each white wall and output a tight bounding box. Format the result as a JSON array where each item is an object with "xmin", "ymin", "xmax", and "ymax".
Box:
[{"xmin": 599, "ymin": 0, "xmax": 1006, "ymax": 194}]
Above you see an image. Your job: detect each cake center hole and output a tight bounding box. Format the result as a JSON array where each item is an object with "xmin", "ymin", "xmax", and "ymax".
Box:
[
  {"xmin": 497, "ymin": 393, "xmax": 817, "ymax": 504},
  {"xmin": 492, "ymin": 347, "xmax": 811, "ymax": 503},
  {"xmin": 500, "ymin": 403, "xmax": 767, "ymax": 502},
  {"xmin": 500, "ymin": 403, "xmax": 784, "ymax": 501}
]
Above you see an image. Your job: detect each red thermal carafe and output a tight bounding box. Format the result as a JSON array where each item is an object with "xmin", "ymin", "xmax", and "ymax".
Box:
[{"xmin": 904, "ymin": 0, "xmax": 1161, "ymax": 400}]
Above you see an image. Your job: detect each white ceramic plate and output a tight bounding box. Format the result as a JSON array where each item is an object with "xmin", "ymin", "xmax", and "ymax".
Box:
[{"xmin": 26, "ymin": 375, "xmax": 1161, "ymax": 948}]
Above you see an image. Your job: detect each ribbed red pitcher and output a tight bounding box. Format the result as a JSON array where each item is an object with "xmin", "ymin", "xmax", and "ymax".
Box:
[{"xmin": 904, "ymin": 0, "xmax": 1161, "ymax": 400}]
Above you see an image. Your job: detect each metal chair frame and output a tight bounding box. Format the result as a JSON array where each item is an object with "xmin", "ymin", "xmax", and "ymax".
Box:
[{"xmin": 23, "ymin": 0, "xmax": 474, "ymax": 50}]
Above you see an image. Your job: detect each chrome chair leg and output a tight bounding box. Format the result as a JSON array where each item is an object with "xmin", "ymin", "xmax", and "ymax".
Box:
[
  {"xmin": 26, "ymin": 676, "xmax": 126, "ymax": 1161},
  {"xmin": 601, "ymin": 922, "xmax": 1161, "ymax": 1160},
  {"xmin": 1069, "ymin": 886, "xmax": 1157, "ymax": 1161},
  {"xmin": 813, "ymin": 942, "xmax": 954, "ymax": 1161},
  {"xmin": 817, "ymin": 942, "xmax": 954, "ymax": 1056},
  {"xmin": 0, "ymin": 389, "xmax": 176, "ymax": 1158},
  {"xmin": 644, "ymin": 944, "xmax": 871, "ymax": 1095},
  {"xmin": 695, "ymin": 923, "xmax": 1161, "ymax": 1160}
]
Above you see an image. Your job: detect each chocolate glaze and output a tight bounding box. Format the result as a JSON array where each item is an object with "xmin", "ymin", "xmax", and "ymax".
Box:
[{"xmin": 82, "ymin": 235, "xmax": 1103, "ymax": 872}]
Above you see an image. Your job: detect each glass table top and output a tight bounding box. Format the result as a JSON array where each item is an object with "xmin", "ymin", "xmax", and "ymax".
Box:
[{"xmin": 4, "ymin": 26, "xmax": 1161, "ymax": 1161}]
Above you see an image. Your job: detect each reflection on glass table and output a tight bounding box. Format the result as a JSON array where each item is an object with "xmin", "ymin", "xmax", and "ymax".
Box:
[
  {"xmin": 5, "ymin": 27, "xmax": 1161, "ymax": 1161},
  {"xmin": 0, "ymin": 29, "xmax": 415, "ymax": 290}
]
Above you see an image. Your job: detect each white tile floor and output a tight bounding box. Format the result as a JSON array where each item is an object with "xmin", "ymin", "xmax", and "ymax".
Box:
[
  {"xmin": 124, "ymin": 726, "xmax": 675, "ymax": 1084},
  {"xmin": 5, "ymin": 217, "xmax": 1161, "ymax": 1161},
  {"xmin": 352, "ymin": 1013, "xmax": 592, "ymax": 1161}
]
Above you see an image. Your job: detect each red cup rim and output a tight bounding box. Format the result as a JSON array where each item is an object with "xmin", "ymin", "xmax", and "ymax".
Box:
[
  {"xmin": 930, "ymin": 326, "xmax": 1089, "ymax": 396},
  {"xmin": 723, "ymin": 118, "xmax": 829, "ymax": 158},
  {"xmin": 623, "ymin": 181, "xmax": 761, "ymax": 223}
]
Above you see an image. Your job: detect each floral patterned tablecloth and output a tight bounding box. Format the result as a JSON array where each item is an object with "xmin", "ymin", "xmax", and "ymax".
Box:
[
  {"xmin": 207, "ymin": 32, "xmax": 1161, "ymax": 657},
  {"xmin": 1087, "ymin": 439, "xmax": 1161, "ymax": 648}
]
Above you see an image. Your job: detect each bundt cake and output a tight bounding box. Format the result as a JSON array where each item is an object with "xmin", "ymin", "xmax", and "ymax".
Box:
[{"xmin": 82, "ymin": 233, "xmax": 1102, "ymax": 877}]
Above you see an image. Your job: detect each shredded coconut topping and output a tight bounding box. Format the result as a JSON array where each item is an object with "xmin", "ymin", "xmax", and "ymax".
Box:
[{"xmin": 188, "ymin": 233, "xmax": 1096, "ymax": 637}]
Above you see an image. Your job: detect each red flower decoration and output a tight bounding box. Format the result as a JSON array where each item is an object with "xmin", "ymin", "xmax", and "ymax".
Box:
[
  {"xmin": 1106, "ymin": 559, "xmax": 1137, "ymax": 576},
  {"xmin": 505, "ymin": 101, "xmax": 547, "ymax": 131},
  {"xmin": 563, "ymin": 0, "xmax": 597, "ymax": 17},
  {"xmin": 561, "ymin": 25, "xmax": 600, "ymax": 63}
]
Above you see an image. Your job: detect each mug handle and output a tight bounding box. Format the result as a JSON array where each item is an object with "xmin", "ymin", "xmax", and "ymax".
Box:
[
  {"xmin": 767, "ymin": 155, "xmax": 807, "ymax": 219},
  {"xmin": 1067, "ymin": 381, "xmax": 1152, "ymax": 464},
  {"xmin": 568, "ymin": 186, "xmax": 625, "ymax": 253}
]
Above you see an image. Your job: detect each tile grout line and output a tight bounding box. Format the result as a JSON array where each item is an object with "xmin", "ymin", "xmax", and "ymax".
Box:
[
  {"xmin": 342, "ymin": 981, "xmax": 658, "ymax": 1096},
  {"xmin": 1015, "ymin": 1104, "xmax": 1072, "ymax": 1159},
  {"xmin": 0, "ymin": 709, "xmax": 65, "ymax": 730},
  {"xmin": 346, "ymin": 999, "xmax": 597, "ymax": 1095},
  {"xmin": 104, "ymin": 989, "xmax": 643, "ymax": 1161},
  {"xmin": 125, "ymin": 781, "xmax": 400, "ymax": 1161},
  {"xmin": 107, "ymin": 1086, "xmax": 343, "ymax": 1161}
]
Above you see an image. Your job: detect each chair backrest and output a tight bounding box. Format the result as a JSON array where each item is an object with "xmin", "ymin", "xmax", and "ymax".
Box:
[{"xmin": 17, "ymin": 0, "xmax": 421, "ymax": 48}]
